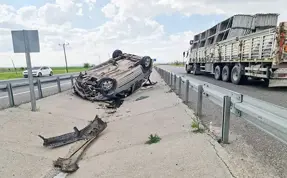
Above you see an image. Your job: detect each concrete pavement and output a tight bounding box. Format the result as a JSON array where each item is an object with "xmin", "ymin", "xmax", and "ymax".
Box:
[{"xmin": 0, "ymin": 71, "xmax": 260, "ymax": 178}]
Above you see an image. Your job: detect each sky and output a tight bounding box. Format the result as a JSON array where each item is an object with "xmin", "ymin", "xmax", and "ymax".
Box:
[{"xmin": 0, "ymin": 0, "xmax": 286, "ymax": 68}]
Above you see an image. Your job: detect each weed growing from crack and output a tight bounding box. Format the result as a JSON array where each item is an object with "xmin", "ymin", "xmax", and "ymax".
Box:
[
  {"xmin": 145, "ymin": 134, "xmax": 161, "ymax": 144},
  {"xmin": 191, "ymin": 117, "xmax": 204, "ymax": 133}
]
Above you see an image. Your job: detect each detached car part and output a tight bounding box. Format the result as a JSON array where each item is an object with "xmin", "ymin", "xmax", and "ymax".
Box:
[
  {"xmin": 38, "ymin": 115, "xmax": 107, "ymax": 148},
  {"xmin": 73, "ymin": 50, "xmax": 153, "ymax": 101},
  {"xmin": 53, "ymin": 136, "xmax": 98, "ymax": 173}
]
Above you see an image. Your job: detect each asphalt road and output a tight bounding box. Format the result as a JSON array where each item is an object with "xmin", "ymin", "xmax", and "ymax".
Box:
[
  {"xmin": 160, "ymin": 65, "xmax": 287, "ymax": 108},
  {"xmin": 0, "ymin": 79, "xmax": 73, "ymax": 109},
  {"xmin": 158, "ymin": 65, "xmax": 287, "ymax": 177}
]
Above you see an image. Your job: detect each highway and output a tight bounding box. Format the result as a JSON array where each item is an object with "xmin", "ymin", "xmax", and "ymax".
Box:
[
  {"xmin": 160, "ymin": 65, "xmax": 287, "ymax": 108},
  {"xmin": 0, "ymin": 78, "xmax": 73, "ymax": 109},
  {"xmin": 158, "ymin": 65, "xmax": 287, "ymax": 177},
  {"xmin": 0, "ymin": 72, "xmax": 77, "ymax": 87}
]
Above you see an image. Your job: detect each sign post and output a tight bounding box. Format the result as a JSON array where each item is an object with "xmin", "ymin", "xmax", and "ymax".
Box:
[{"xmin": 11, "ymin": 30, "xmax": 40, "ymax": 111}]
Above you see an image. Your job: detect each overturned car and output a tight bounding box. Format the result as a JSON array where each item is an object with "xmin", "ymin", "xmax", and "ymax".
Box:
[{"xmin": 73, "ymin": 50, "xmax": 153, "ymax": 101}]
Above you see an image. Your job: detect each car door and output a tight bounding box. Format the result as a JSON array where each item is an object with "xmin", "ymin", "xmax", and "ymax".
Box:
[{"xmin": 42, "ymin": 67, "xmax": 48, "ymax": 76}]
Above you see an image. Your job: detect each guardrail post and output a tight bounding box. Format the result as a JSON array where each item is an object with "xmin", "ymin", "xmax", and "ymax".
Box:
[
  {"xmin": 178, "ymin": 77, "xmax": 182, "ymax": 97},
  {"xmin": 170, "ymin": 72, "xmax": 173, "ymax": 88},
  {"xmin": 166, "ymin": 71, "xmax": 168, "ymax": 83},
  {"xmin": 185, "ymin": 80, "xmax": 189, "ymax": 103},
  {"xmin": 70, "ymin": 75, "xmax": 74, "ymax": 86},
  {"xmin": 173, "ymin": 75, "xmax": 176, "ymax": 90},
  {"xmin": 57, "ymin": 77, "xmax": 61, "ymax": 93},
  {"xmin": 169, "ymin": 72, "xmax": 172, "ymax": 85},
  {"xmin": 37, "ymin": 79, "xmax": 43, "ymax": 99},
  {"xmin": 222, "ymin": 96, "xmax": 231, "ymax": 144},
  {"xmin": 171, "ymin": 73, "xmax": 173, "ymax": 87},
  {"xmin": 7, "ymin": 83, "xmax": 15, "ymax": 107},
  {"xmin": 196, "ymin": 85, "xmax": 203, "ymax": 117}
]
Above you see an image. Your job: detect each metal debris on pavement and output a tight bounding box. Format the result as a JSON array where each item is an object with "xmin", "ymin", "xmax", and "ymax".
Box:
[
  {"xmin": 135, "ymin": 96, "xmax": 149, "ymax": 101},
  {"xmin": 39, "ymin": 116, "xmax": 107, "ymax": 174},
  {"xmin": 53, "ymin": 136, "xmax": 98, "ymax": 173},
  {"xmin": 38, "ymin": 115, "xmax": 107, "ymax": 149}
]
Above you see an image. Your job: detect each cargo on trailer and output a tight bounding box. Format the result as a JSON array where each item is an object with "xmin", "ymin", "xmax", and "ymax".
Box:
[{"xmin": 184, "ymin": 13, "xmax": 287, "ymax": 87}]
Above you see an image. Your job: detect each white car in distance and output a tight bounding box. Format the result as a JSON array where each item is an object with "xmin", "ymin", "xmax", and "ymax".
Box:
[{"xmin": 23, "ymin": 66, "xmax": 53, "ymax": 78}]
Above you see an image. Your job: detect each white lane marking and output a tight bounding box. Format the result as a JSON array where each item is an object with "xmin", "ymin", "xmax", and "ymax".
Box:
[
  {"xmin": 53, "ymin": 172, "xmax": 67, "ymax": 178},
  {"xmin": 0, "ymin": 82, "xmax": 71, "ymax": 99}
]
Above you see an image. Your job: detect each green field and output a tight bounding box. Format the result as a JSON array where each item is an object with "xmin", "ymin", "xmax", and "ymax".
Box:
[{"xmin": 0, "ymin": 67, "xmax": 88, "ymax": 80}]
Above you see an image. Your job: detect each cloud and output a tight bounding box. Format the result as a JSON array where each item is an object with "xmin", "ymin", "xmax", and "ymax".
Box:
[{"xmin": 0, "ymin": 0, "xmax": 286, "ymax": 67}]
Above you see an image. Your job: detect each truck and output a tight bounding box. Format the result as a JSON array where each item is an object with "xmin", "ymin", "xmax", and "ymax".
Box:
[{"xmin": 184, "ymin": 13, "xmax": 287, "ymax": 87}]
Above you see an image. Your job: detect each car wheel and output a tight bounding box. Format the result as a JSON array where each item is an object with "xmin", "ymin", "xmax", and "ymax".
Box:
[
  {"xmin": 38, "ymin": 72, "xmax": 42, "ymax": 77},
  {"xmin": 222, "ymin": 65, "xmax": 230, "ymax": 82},
  {"xmin": 49, "ymin": 71, "xmax": 53, "ymax": 76},
  {"xmin": 140, "ymin": 56, "xmax": 152, "ymax": 72},
  {"xmin": 231, "ymin": 65, "xmax": 245, "ymax": 85},
  {"xmin": 214, "ymin": 65, "xmax": 222, "ymax": 80},
  {"xmin": 98, "ymin": 78, "xmax": 117, "ymax": 95},
  {"xmin": 112, "ymin": 49, "xmax": 123, "ymax": 59}
]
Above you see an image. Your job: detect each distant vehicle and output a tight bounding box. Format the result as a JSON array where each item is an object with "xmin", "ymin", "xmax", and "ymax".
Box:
[
  {"xmin": 23, "ymin": 66, "xmax": 53, "ymax": 78},
  {"xmin": 184, "ymin": 13, "xmax": 287, "ymax": 87},
  {"xmin": 73, "ymin": 49, "xmax": 153, "ymax": 101}
]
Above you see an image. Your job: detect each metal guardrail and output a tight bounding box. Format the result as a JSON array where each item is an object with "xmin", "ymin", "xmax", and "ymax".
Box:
[
  {"xmin": 0, "ymin": 73, "xmax": 79, "ymax": 90},
  {"xmin": 155, "ymin": 66, "xmax": 287, "ymax": 145},
  {"xmin": 2, "ymin": 74, "xmax": 77, "ymax": 109}
]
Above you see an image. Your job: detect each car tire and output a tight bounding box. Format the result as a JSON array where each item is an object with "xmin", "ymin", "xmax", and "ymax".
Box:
[
  {"xmin": 49, "ymin": 71, "xmax": 53, "ymax": 76},
  {"xmin": 112, "ymin": 50, "xmax": 123, "ymax": 59},
  {"xmin": 98, "ymin": 78, "xmax": 117, "ymax": 95},
  {"xmin": 140, "ymin": 56, "xmax": 152, "ymax": 72},
  {"xmin": 38, "ymin": 72, "xmax": 42, "ymax": 77},
  {"xmin": 214, "ymin": 65, "xmax": 222, "ymax": 80},
  {"xmin": 231, "ymin": 65, "xmax": 245, "ymax": 85},
  {"xmin": 222, "ymin": 65, "xmax": 230, "ymax": 82}
]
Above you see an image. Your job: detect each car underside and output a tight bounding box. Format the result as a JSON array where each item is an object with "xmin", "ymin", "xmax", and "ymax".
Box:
[{"xmin": 73, "ymin": 50, "xmax": 153, "ymax": 101}]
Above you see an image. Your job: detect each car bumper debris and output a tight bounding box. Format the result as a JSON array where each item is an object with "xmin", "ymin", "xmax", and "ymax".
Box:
[
  {"xmin": 38, "ymin": 115, "xmax": 107, "ymax": 149},
  {"xmin": 38, "ymin": 115, "xmax": 107, "ymax": 173}
]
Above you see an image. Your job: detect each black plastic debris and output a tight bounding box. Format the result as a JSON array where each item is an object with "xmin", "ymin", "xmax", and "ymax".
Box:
[{"xmin": 38, "ymin": 115, "xmax": 107, "ymax": 149}]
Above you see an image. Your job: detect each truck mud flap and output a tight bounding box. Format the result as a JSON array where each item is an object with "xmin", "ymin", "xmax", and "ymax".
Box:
[{"xmin": 38, "ymin": 115, "xmax": 107, "ymax": 148}]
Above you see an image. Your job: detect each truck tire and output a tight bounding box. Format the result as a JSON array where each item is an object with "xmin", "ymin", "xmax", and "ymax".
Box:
[
  {"xmin": 185, "ymin": 65, "xmax": 191, "ymax": 74},
  {"xmin": 231, "ymin": 65, "xmax": 245, "ymax": 85},
  {"xmin": 193, "ymin": 64, "xmax": 200, "ymax": 75},
  {"xmin": 222, "ymin": 65, "xmax": 230, "ymax": 82},
  {"xmin": 214, "ymin": 65, "xmax": 222, "ymax": 80}
]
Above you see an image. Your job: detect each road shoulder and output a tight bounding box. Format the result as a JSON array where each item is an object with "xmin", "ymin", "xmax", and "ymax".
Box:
[{"xmin": 0, "ymin": 70, "xmax": 246, "ymax": 178}]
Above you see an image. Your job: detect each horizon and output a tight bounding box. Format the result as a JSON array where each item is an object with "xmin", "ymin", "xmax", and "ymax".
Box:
[{"xmin": 0, "ymin": 0, "xmax": 286, "ymax": 67}]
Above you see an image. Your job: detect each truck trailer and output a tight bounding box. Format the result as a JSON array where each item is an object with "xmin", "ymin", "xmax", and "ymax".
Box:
[{"xmin": 184, "ymin": 13, "xmax": 287, "ymax": 87}]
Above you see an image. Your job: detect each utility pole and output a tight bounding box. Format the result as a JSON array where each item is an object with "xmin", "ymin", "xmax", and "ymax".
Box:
[
  {"xmin": 10, "ymin": 56, "xmax": 17, "ymax": 74},
  {"xmin": 59, "ymin": 42, "xmax": 69, "ymax": 73}
]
